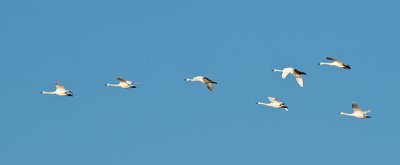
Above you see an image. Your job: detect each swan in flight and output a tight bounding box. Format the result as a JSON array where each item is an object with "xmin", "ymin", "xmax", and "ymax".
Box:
[
  {"xmin": 319, "ymin": 57, "xmax": 351, "ymax": 69},
  {"xmin": 40, "ymin": 82, "xmax": 74, "ymax": 96},
  {"xmin": 339, "ymin": 102, "xmax": 371, "ymax": 119},
  {"xmin": 256, "ymin": 97, "xmax": 288, "ymax": 111},
  {"xmin": 273, "ymin": 67, "xmax": 306, "ymax": 87},
  {"xmin": 105, "ymin": 77, "xmax": 137, "ymax": 89},
  {"xmin": 185, "ymin": 76, "xmax": 218, "ymax": 91}
]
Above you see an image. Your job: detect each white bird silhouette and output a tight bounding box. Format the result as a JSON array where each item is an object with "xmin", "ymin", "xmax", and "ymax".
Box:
[
  {"xmin": 40, "ymin": 82, "xmax": 74, "ymax": 97},
  {"xmin": 256, "ymin": 97, "xmax": 288, "ymax": 111},
  {"xmin": 105, "ymin": 77, "xmax": 137, "ymax": 89},
  {"xmin": 339, "ymin": 102, "xmax": 371, "ymax": 119},
  {"xmin": 185, "ymin": 76, "xmax": 218, "ymax": 91},
  {"xmin": 273, "ymin": 67, "xmax": 306, "ymax": 87},
  {"xmin": 319, "ymin": 57, "xmax": 351, "ymax": 69}
]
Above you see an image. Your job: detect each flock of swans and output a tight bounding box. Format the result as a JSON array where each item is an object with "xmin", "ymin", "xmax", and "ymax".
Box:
[{"xmin": 40, "ymin": 57, "xmax": 372, "ymax": 119}]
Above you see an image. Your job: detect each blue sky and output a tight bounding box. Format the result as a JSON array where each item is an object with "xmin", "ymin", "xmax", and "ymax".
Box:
[{"xmin": 1, "ymin": 0, "xmax": 399, "ymax": 164}]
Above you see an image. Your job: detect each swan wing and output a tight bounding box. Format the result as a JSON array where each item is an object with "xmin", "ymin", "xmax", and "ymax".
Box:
[
  {"xmin": 363, "ymin": 110, "xmax": 371, "ymax": 114},
  {"xmin": 203, "ymin": 77, "xmax": 217, "ymax": 84},
  {"xmin": 282, "ymin": 68, "xmax": 292, "ymax": 79},
  {"xmin": 54, "ymin": 82, "xmax": 66, "ymax": 92},
  {"xmin": 268, "ymin": 97, "xmax": 278, "ymax": 102},
  {"xmin": 326, "ymin": 57, "xmax": 344, "ymax": 64},
  {"xmin": 206, "ymin": 83, "xmax": 214, "ymax": 91},
  {"xmin": 352, "ymin": 102, "xmax": 363, "ymax": 113},
  {"xmin": 117, "ymin": 77, "xmax": 127, "ymax": 83},
  {"xmin": 117, "ymin": 77, "xmax": 131, "ymax": 86},
  {"xmin": 294, "ymin": 74, "xmax": 304, "ymax": 87}
]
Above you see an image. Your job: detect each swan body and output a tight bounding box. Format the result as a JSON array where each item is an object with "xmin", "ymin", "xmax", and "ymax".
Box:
[
  {"xmin": 339, "ymin": 102, "xmax": 371, "ymax": 119},
  {"xmin": 256, "ymin": 97, "xmax": 288, "ymax": 111},
  {"xmin": 105, "ymin": 77, "xmax": 136, "ymax": 89},
  {"xmin": 41, "ymin": 82, "xmax": 73, "ymax": 96},
  {"xmin": 185, "ymin": 76, "xmax": 218, "ymax": 91},
  {"xmin": 319, "ymin": 57, "xmax": 351, "ymax": 69},
  {"xmin": 273, "ymin": 67, "xmax": 306, "ymax": 87}
]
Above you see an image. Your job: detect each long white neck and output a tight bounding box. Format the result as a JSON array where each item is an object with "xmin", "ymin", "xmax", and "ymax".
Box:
[
  {"xmin": 273, "ymin": 69, "xmax": 283, "ymax": 72},
  {"xmin": 319, "ymin": 62, "xmax": 334, "ymax": 66},
  {"xmin": 256, "ymin": 102, "xmax": 272, "ymax": 106},
  {"xmin": 106, "ymin": 83, "xmax": 120, "ymax": 87},
  {"xmin": 41, "ymin": 91, "xmax": 55, "ymax": 95},
  {"xmin": 339, "ymin": 112, "xmax": 354, "ymax": 117}
]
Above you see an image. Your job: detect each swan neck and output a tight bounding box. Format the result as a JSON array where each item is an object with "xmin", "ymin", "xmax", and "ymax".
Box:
[
  {"xmin": 41, "ymin": 91, "xmax": 55, "ymax": 95},
  {"xmin": 339, "ymin": 112, "xmax": 353, "ymax": 116},
  {"xmin": 319, "ymin": 62, "xmax": 332, "ymax": 66},
  {"xmin": 257, "ymin": 102, "xmax": 269, "ymax": 106},
  {"xmin": 106, "ymin": 84, "xmax": 119, "ymax": 87}
]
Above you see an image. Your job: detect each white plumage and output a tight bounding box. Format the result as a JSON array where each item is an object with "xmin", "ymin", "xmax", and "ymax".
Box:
[
  {"xmin": 319, "ymin": 57, "xmax": 351, "ymax": 69},
  {"xmin": 256, "ymin": 97, "xmax": 288, "ymax": 111},
  {"xmin": 40, "ymin": 82, "xmax": 74, "ymax": 97},
  {"xmin": 273, "ymin": 67, "xmax": 307, "ymax": 87},
  {"xmin": 185, "ymin": 76, "xmax": 218, "ymax": 91},
  {"xmin": 105, "ymin": 77, "xmax": 137, "ymax": 89},
  {"xmin": 338, "ymin": 102, "xmax": 371, "ymax": 119}
]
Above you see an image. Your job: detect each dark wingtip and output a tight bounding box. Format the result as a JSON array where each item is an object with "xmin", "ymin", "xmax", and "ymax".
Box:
[
  {"xmin": 131, "ymin": 86, "xmax": 137, "ymax": 88},
  {"xmin": 344, "ymin": 65, "xmax": 351, "ymax": 69}
]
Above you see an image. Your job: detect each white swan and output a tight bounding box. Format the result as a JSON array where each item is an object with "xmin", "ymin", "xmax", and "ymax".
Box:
[
  {"xmin": 40, "ymin": 82, "xmax": 73, "ymax": 96},
  {"xmin": 339, "ymin": 102, "xmax": 371, "ymax": 119},
  {"xmin": 273, "ymin": 67, "xmax": 306, "ymax": 87},
  {"xmin": 319, "ymin": 57, "xmax": 351, "ymax": 69},
  {"xmin": 256, "ymin": 97, "xmax": 288, "ymax": 111},
  {"xmin": 105, "ymin": 77, "xmax": 136, "ymax": 89},
  {"xmin": 185, "ymin": 76, "xmax": 218, "ymax": 91}
]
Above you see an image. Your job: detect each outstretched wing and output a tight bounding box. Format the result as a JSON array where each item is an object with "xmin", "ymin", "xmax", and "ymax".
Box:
[
  {"xmin": 203, "ymin": 77, "xmax": 217, "ymax": 84},
  {"xmin": 126, "ymin": 80, "xmax": 133, "ymax": 85},
  {"xmin": 326, "ymin": 57, "xmax": 344, "ymax": 64},
  {"xmin": 206, "ymin": 83, "xmax": 214, "ymax": 91},
  {"xmin": 117, "ymin": 77, "xmax": 127, "ymax": 83},
  {"xmin": 294, "ymin": 75, "xmax": 304, "ymax": 87},
  {"xmin": 363, "ymin": 110, "xmax": 371, "ymax": 114},
  {"xmin": 352, "ymin": 102, "xmax": 363, "ymax": 113},
  {"xmin": 282, "ymin": 68, "xmax": 291, "ymax": 79},
  {"xmin": 54, "ymin": 82, "xmax": 66, "ymax": 92},
  {"xmin": 268, "ymin": 97, "xmax": 278, "ymax": 102}
]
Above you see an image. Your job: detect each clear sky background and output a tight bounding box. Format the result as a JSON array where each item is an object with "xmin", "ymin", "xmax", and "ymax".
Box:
[{"xmin": 1, "ymin": 0, "xmax": 399, "ymax": 164}]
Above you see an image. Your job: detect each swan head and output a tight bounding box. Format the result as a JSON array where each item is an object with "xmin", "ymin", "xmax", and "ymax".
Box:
[{"xmin": 338, "ymin": 112, "xmax": 344, "ymax": 115}]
